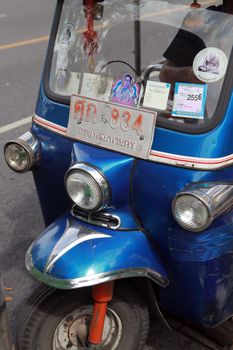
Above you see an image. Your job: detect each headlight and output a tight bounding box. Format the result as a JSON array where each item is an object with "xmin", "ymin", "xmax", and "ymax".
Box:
[
  {"xmin": 172, "ymin": 193, "xmax": 211, "ymax": 232},
  {"xmin": 172, "ymin": 184, "xmax": 233, "ymax": 232},
  {"xmin": 4, "ymin": 131, "xmax": 40, "ymax": 173},
  {"xmin": 65, "ymin": 163, "xmax": 110, "ymax": 211}
]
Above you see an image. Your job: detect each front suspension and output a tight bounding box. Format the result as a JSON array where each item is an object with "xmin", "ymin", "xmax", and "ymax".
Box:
[{"xmin": 88, "ymin": 281, "xmax": 114, "ymax": 346}]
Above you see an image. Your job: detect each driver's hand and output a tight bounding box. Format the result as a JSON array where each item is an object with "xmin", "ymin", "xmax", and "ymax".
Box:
[{"xmin": 159, "ymin": 59, "xmax": 202, "ymax": 85}]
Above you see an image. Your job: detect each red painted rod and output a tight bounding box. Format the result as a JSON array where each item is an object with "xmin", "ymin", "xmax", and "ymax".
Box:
[{"xmin": 88, "ymin": 281, "xmax": 114, "ymax": 345}]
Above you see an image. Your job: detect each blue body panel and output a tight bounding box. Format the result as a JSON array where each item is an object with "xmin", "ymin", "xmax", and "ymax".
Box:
[
  {"xmin": 31, "ymin": 83, "xmax": 233, "ymax": 327},
  {"xmin": 29, "ymin": 212, "xmax": 168, "ymax": 286},
  {"xmin": 71, "ymin": 143, "xmax": 138, "ymax": 229}
]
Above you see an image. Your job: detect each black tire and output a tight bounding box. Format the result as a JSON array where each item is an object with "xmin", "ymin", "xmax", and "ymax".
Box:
[{"xmin": 17, "ymin": 281, "xmax": 149, "ymax": 350}]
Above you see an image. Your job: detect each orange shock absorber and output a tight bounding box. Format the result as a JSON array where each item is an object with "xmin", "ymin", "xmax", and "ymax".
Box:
[{"xmin": 88, "ymin": 281, "xmax": 114, "ymax": 345}]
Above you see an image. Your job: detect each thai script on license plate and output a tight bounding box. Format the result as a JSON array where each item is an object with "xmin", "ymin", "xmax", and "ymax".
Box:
[{"xmin": 67, "ymin": 95, "xmax": 156, "ymax": 159}]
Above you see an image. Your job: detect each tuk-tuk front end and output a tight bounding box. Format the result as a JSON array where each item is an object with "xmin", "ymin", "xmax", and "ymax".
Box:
[{"xmin": 4, "ymin": 0, "xmax": 233, "ymax": 348}]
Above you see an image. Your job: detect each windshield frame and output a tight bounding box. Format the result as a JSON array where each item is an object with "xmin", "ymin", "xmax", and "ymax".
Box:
[{"xmin": 43, "ymin": 0, "xmax": 233, "ymax": 134}]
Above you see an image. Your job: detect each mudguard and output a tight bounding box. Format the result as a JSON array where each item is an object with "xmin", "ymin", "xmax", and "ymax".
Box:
[{"xmin": 26, "ymin": 213, "xmax": 169, "ymax": 289}]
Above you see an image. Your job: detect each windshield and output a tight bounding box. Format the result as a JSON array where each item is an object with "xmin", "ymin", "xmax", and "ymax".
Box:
[{"xmin": 48, "ymin": 0, "xmax": 233, "ymax": 128}]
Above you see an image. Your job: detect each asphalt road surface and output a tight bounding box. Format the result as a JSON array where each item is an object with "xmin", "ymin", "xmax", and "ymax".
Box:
[{"xmin": 0, "ymin": 1, "xmax": 216, "ymax": 349}]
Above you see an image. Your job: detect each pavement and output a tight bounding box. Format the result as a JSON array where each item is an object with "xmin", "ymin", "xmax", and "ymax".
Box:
[{"xmin": 0, "ymin": 0, "xmax": 223, "ymax": 349}]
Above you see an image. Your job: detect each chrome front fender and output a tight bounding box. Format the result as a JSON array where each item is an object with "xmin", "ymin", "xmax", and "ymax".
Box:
[{"xmin": 26, "ymin": 213, "xmax": 169, "ymax": 289}]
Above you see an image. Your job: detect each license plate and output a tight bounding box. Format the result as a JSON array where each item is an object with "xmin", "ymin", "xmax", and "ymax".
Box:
[{"xmin": 67, "ymin": 95, "xmax": 157, "ymax": 159}]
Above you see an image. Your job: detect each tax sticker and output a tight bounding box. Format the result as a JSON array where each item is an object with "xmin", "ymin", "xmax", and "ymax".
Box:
[
  {"xmin": 143, "ymin": 81, "xmax": 171, "ymax": 111},
  {"xmin": 172, "ymin": 83, "xmax": 207, "ymax": 119}
]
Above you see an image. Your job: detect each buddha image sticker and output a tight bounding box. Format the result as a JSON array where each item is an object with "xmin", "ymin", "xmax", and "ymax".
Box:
[
  {"xmin": 110, "ymin": 74, "xmax": 140, "ymax": 107},
  {"xmin": 193, "ymin": 47, "xmax": 228, "ymax": 83},
  {"xmin": 172, "ymin": 83, "xmax": 207, "ymax": 119}
]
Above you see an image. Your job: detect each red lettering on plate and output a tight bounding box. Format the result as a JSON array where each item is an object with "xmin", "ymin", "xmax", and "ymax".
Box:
[
  {"xmin": 110, "ymin": 108, "xmax": 120, "ymax": 128},
  {"xmin": 74, "ymin": 99, "xmax": 85, "ymax": 120},
  {"xmin": 121, "ymin": 111, "xmax": 131, "ymax": 131},
  {"xmin": 132, "ymin": 114, "xmax": 143, "ymax": 134},
  {"xmin": 86, "ymin": 103, "xmax": 97, "ymax": 123}
]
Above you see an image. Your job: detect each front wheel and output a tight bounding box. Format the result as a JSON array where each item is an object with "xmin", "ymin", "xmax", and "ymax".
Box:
[{"xmin": 17, "ymin": 282, "xmax": 149, "ymax": 350}]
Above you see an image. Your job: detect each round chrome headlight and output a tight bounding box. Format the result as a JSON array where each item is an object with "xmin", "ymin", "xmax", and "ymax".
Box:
[
  {"xmin": 65, "ymin": 163, "xmax": 110, "ymax": 211},
  {"xmin": 172, "ymin": 193, "xmax": 212, "ymax": 232},
  {"xmin": 4, "ymin": 143, "xmax": 30, "ymax": 172},
  {"xmin": 4, "ymin": 132, "xmax": 40, "ymax": 173}
]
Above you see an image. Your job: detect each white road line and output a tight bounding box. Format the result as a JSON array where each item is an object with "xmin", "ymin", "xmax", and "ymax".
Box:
[
  {"xmin": 0, "ymin": 14, "xmax": 7, "ymax": 18},
  {"xmin": 0, "ymin": 116, "xmax": 32, "ymax": 135}
]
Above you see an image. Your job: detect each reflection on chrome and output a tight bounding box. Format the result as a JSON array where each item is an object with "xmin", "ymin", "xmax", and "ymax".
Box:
[
  {"xmin": 173, "ymin": 183, "xmax": 233, "ymax": 232},
  {"xmin": 4, "ymin": 131, "xmax": 40, "ymax": 173}
]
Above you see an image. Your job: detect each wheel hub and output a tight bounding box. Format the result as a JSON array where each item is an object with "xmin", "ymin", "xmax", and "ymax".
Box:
[
  {"xmin": 52, "ymin": 305, "xmax": 122, "ymax": 350},
  {"xmin": 68, "ymin": 314, "xmax": 90, "ymax": 346}
]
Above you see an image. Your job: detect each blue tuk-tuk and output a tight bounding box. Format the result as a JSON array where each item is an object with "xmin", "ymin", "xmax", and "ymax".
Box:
[{"xmin": 4, "ymin": 0, "xmax": 233, "ymax": 349}]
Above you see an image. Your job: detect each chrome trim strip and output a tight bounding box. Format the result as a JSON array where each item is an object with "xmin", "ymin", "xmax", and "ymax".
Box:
[
  {"xmin": 26, "ymin": 245, "xmax": 169, "ymax": 289},
  {"xmin": 33, "ymin": 114, "xmax": 67, "ymax": 134},
  {"xmin": 149, "ymin": 150, "xmax": 233, "ymax": 171},
  {"xmin": 71, "ymin": 205, "xmax": 121, "ymax": 230},
  {"xmin": 88, "ymin": 212, "xmax": 121, "ymax": 229},
  {"xmin": 44, "ymin": 219, "xmax": 111, "ymax": 274},
  {"xmin": 33, "ymin": 114, "xmax": 233, "ymax": 170},
  {"xmin": 46, "ymin": 232, "xmax": 111, "ymax": 273}
]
